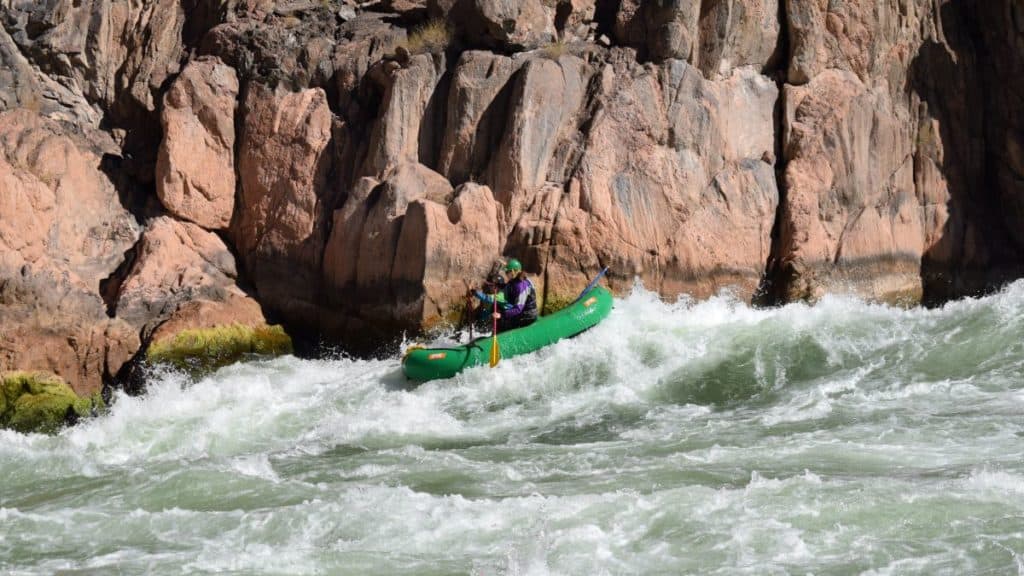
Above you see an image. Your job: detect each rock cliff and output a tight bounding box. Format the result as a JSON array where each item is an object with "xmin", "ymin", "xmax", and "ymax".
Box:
[{"xmin": 1, "ymin": 0, "xmax": 1022, "ymax": 394}]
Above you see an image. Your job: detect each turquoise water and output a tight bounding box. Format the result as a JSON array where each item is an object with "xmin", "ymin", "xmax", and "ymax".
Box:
[{"xmin": 2, "ymin": 284, "xmax": 1024, "ymax": 575}]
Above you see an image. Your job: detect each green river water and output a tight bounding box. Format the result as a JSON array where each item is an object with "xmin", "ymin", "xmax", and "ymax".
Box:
[{"xmin": 2, "ymin": 284, "xmax": 1023, "ymax": 575}]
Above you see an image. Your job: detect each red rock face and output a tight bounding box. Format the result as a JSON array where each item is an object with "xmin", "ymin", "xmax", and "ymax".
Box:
[
  {"xmin": 232, "ymin": 84, "xmax": 335, "ymax": 326},
  {"xmin": 777, "ymin": 71, "xmax": 925, "ymax": 302},
  {"xmin": 362, "ymin": 53, "xmax": 448, "ymax": 177},
  {"xmin": 1, "ymin": 0, "xmax": 1023, "ymax": 388},
  {"xmin": 0, "ymin": 110, "xmax": 140, "ymax": 395},
  {"xmin": 766, "ymin": 0, "xmax": 1024, "ymax": 304},
  {"xmin": 771, "ymin": 0, "xmax": 933, "ymax": 303},
  {"xmin": 546, "ymin": 59, "xmax": 779, "ymax": 301},
  {"xmin": 438, "ymin": 51, "xmax": 524, "ymax": 185}
]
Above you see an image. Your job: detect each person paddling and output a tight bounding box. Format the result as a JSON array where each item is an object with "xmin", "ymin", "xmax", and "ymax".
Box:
[
  {"xmin": 496, "ymin": 258, "xmax": 538, "ymax": 331},
  {"xmin": 466, "ymin": 272, "xmax": 508, "ymax": 330}
]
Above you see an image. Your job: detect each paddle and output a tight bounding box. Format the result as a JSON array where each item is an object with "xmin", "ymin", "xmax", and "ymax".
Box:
[
  {"xmin": 489, "ymin": 296, "xmax": 501, "ymax": 367},
  {"xmin": 571, "ymin": 266, "xmax": 610, "ymax": 305}
]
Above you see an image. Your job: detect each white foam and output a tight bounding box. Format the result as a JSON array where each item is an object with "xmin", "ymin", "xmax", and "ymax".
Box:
[
  {"xmin": 963, "ymin": 468, "xmax": 1024, "ymax": 495},
  {"xmin": 230, "ymin": 453, "xmax": 281, "ymax": 482}
]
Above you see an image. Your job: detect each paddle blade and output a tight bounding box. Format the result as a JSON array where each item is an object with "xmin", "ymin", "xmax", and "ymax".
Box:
[
  {"xmin": 489, "ymin": 297, "xmax": 500, "ymax": 367},
  {"xmin": 489, "ymin": 335, "xmax": 500, "ymax": 367}
]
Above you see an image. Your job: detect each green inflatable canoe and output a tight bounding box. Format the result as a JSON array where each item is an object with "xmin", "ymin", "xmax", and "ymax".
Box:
[{"xmin": 402, "ymin": 286, "xmax": 614, "ymax": 381}]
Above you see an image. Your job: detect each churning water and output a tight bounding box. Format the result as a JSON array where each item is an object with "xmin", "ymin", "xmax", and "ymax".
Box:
[{"xmin": 3, "ymin": 283, "xmax": 1024, "ymax": 575}]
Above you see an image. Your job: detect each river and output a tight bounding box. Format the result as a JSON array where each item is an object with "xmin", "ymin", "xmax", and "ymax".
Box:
[{"xmin": 3, "ymin": 283, "xmax": 1024, "ymax": 575}]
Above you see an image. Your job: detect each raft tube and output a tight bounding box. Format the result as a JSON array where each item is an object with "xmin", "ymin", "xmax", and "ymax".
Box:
[{"xmin": 402, "ymin": 286, "xmax": 614, "ymax": 381}]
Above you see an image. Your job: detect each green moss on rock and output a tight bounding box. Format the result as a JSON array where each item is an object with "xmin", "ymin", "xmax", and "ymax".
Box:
[
  {"xmin": 146, "ymin": 324, "xmax": 293, "ymax": 372},
  {"xmin": 1, "ymin": 371, "xmax": 100, "ymax": 434},
  {"xmin": 542, "ymin": 293, "xmax": 574, "ymax": 316}
]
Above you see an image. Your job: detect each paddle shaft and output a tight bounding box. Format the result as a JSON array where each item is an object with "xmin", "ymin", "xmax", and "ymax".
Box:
[
  {"xmin": 465, "ymin": 295, "xmax": 473, "ymax": 342},
  {"xmin": 572, "ymin": 267, "xmax": 609, "ymax": 304},
  {"xmin": 490, "ymin": 296, "xmax": 500, "ymax": 367},
  {"xmin": 462, "ymin": 279, "xmax": 474, "ymax": 342}
]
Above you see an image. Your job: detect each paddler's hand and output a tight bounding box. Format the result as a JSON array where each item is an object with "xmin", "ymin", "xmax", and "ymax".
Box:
[{"xmin": 492, "ymin": 312, "xmax": 501, "ymax": 320}]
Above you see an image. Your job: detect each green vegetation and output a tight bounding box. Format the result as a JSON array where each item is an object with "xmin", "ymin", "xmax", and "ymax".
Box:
[
  {"xmin": 540, "ymin": 39, "xmax": 570, "ymax": 60},
  {"xmin": 146, "ymin": 324, "xmax": 294, "ymax": 372},
  {"xmin": 1, "ymin": 372, "xmax": 102, "ymax": 434},
  {"xmin": 403, "ymin": 20, "xmax": 451, "ymax": 55},
  {"xmin": 542, "ymin": 293, "xmax": 574, "ymax": 316}
]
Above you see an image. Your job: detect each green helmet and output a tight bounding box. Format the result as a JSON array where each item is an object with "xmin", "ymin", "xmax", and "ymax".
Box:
[{"xmin": 504, "ymin": 258, "xmax": 522, "ymax": 272}]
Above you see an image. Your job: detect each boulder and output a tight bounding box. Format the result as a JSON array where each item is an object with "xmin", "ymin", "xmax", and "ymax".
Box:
[
  {"xmin": 133, "ymin": 241, "xmax": 289, "ymax": 374},
  {"xmin": 323, "ymin": 177, "xmax": 382, "ymax": 294},
  {"xmin": 115, "ymin": 217, "xmax": 256, "ymax": 336},
  {"xmin": 397, "ymin": 182, "xmax": 505, "ymax": 328},
  {"xmin": 114, "ymin": 217, "xmax": 287, "ymax": 375},
  {"xmin": 469, "ymin": 0, "xmax": 557, "ymax": 51},
  {"xmin": 148, "ymin": 296, "xmax": 271, "ymax": 347},
  {"xmin": 146, "ymin": 322, "xmax": 292, "ymax": 374},
  {"xmin": 156, "ymin": 58, "xmax": 239, "ymax": 229},
  {"xmin": 322, "ymin": 165, "xmax": 502, "ymax": 337},
  {"xmin": 354, "ymin": 163, "xmax": 455, "ymax": 296}
]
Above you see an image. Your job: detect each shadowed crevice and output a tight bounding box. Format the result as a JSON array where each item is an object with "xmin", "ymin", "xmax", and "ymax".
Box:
[
  {"xmin": 911, "ymin": 0, "xmax": 1024, "ymax": 305},
  {"xmin": 753, "ymin": 0, "xmax": 791, "ymax": 307}
]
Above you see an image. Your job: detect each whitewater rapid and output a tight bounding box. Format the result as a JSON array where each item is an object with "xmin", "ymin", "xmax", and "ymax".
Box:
[{"xmin": 3, "ymin": 283, "xmax": 1024, "ymax": 574}]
